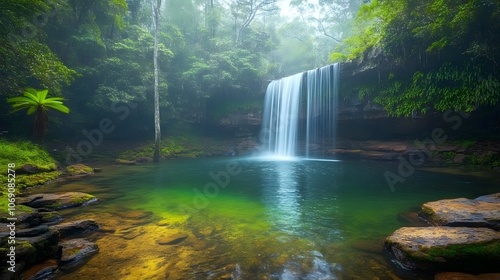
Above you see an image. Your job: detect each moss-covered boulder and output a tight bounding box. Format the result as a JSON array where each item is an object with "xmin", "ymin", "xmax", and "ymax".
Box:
[
  {"xmin": 385, "ymin": 226, "xmax": 500, "ymax": 272},
  {"xmin": 18, "ymin": 192, "xmax": 97, "ymax": 210},
  {"xmin": 0, "ymin": 204, "xmax": 36, "ymax": 223},
  {"xmin": 15, "ymin": 171, "xmax": 62, "ymax": 189},
  {"xmin": 65, "ymin": 164, "xmax": 94, "ymax": 176},
  {"xmin": 0, "ymin": 231, "xmax": 59, "ymax": 270},
  {"xmin": 420, "ymin": 193, "xmax": 500, "ymax": 230}
]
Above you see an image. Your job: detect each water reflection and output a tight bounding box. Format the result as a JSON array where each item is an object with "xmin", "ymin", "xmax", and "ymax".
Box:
[
  {"xmin": 260, "ymin": 160, "xmax": 342, "ymax": 279},
  {"xmin": 262, "ymin": 161, "xmax": 302, "ymax": 235},
  {"xmin": 259, "ymin": 160, "xmax": 343, "ymax": 241}
]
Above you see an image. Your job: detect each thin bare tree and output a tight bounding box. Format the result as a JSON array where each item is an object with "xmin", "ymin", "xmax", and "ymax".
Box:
[{"xmin": 152, "ymin": 0, "xmax": 162, "ymax": 162}]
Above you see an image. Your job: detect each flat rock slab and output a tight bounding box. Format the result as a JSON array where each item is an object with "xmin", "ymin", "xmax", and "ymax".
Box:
[
  {"xmin": 58, "ymin": 239, "xmax": 98, "ymax": 270},
  {"xmin": 18, "ymin": 192, "xmax": 98, "ymax": 210},
  {"xmin": 17, "ymin": 225, "xmax": 49, "ymax": 237},
  {"xmin": 420, "ymin": 193, "xmax": 500, "ymax": 230},
  {"xmin": 157, "ymin": 233, "xmax": 188, "ymax": 245},
  {"xmin": 49, "ymin": 219, "xmax": 99, "ymax": 238},
  {"xmin": 385, "ymin": 226, "xmax": 500, "ymax": 272}
]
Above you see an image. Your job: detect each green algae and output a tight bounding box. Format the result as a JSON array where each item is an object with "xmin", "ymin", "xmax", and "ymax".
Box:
[
  {"xmin": 423, "ymin": 241, "xmax": 500, "ymax": 262},
  {"xmin": 66, "ymin": 164, "xmax": 94, "ymax": 175}
]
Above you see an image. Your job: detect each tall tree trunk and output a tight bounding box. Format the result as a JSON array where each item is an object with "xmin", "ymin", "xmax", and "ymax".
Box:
[{"xmin": 152, "ymin": 0, "xmax": 162, "ymax": 162}]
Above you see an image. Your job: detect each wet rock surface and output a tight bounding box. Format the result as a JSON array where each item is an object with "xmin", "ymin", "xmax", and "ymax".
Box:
[
  {"xmin": 18, "ymin": 192, "xmax": 98, "ymax": 210},
  {"xmin": 1, "ymin": 192, "xmax": 100, "ymax": 278},
  {"xmin": 58, "ymin": 239, "xmax": 99, "ymax": 270},
  {"xmin": 49, "ymin": 219, "xmax": 99, "ymax": 238},
  {"xmin": 22, "ymin": 259, "xmax": 59, "ymax": 280},
  {"xmin": 157, "ymin": 233, "xmax": 189, "ymax": 245},
  {"xmin": 385, "ymin": 226, "xmax": 500, "ymax": 271},
  {"xmin": 420, "ymin": 193, "xmax": 500, "ymax": 230}
]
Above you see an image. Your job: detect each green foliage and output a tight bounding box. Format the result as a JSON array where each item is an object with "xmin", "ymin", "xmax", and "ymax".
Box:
[
  {"xmin": 207, "ymin": 98, "xmax": 262, "ymax": 120},
  {"xmin": 93, "ymin": 25, "xmax": 173, "ymax": 107},
  {"xmin": 373, "ymin": 63, "xmax": 500, "ymax": 116},
  {"xmin": 0, "ymin": 0, "xmax": 78, "ymax": 95},
  {"xmin": 7, "ymin": 88, "xmax": 70, "ymax": 141},
  {"xmin": 439, "ymin": 151, "xmax": 457, "ymax": 165},
  {"xmin": 8, "ymin": 88, "xmax": 70, "ymax": 114},
  {"xmin": 331, "ymin": 0, "xmax": 500, "ymax": 115},
  {"xmin": 117, "ymin": 136, "xmax": 204, "ymax": 160},
  {"xmin": 466, "ymin": 152, "xmax": 500, "ymax": 167}
]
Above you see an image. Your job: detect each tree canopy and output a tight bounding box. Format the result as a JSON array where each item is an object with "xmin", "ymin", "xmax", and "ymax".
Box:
[
  {"xmin": 332, "ymin": 0, "xmax": 500, "ymax": 116},
  {"xmin": 1, "ymin": 0, "xmax": 499, "ymax": 139}
]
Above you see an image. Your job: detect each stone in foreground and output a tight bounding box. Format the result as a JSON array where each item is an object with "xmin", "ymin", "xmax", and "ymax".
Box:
[
  {"xmin": 49, "ymin": 219, "xmax": 99, "ymax": 238},
  {"xmin": 18, "ymin": 192, "xmax": 98, "ymax": 210},
  {"xmin": 385, "ymin": 227, "xmax": 500, "ymax": 272},
  {"xmin": 58, "ymin": 239, "xmax": 98, "ymax": 270},
  {"xmin": 420, "ymin": 193, "xmax": 500, "ymax": 230}
]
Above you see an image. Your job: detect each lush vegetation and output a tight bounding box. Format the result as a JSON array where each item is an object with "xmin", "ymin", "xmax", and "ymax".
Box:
[
  {"xmin": 0, "ymin": 139, "xmax": 60, "ymax": 193},
  {"xmin": 1, "ymin": 0, "xmax": 357, "ymax": 140},
  {"xmin": 1, "ymin": 0, "xmax": 499, "ymax": 141},
  {"xmin": 332, "ymin": 0, "xmax": 500, "ymax": 116},
  {"xmin": 0, "ymin": 140, "xmax": 57, "ymax": 171}
]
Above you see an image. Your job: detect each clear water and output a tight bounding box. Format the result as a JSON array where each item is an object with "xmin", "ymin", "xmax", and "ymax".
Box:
[{"xmin": 39, "ymin": 157, "xmax": 499, "ymax": 279}]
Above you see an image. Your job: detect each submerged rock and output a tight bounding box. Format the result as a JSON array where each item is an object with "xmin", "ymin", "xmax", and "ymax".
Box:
[
  {"xmin": 157, "ymin": 233, "xmax": 189, "ymax": 245},
  {"xmin": 115, "ymin": 210, "xmax": 152, "ymax": 220},
  {"xmin": 385, "ymin": 226, "xmax": 500, "ymax": 272},
  {"xmin": 49, "ymin": 219, "xmax": 99, "ymax": 238},
  {"xmin": 58, "ymin": 239, "xmax": 98, "ymax": 270},
  {"xmin": 350, "ymin": 239, "xmax": 383, "ymax": 254},
  {"xmin": 18, "ymin": 192, "xmax": 98, "ymax": 210},
  {"xmin": 420, "ymin": 193, "xmax": 500, "ymax": 230},
  {"xmin": 22, "ymin": 259, "xmax": 59, "ymax": 280},
  {"xmin": 398, "ymin": 211, "xmax": 429, "ymax": 227}
]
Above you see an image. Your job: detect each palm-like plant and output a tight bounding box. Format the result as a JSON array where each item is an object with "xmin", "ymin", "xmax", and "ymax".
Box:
[{"xmin": 7, "ymin": 88, "xmax": 70, "ymax": 142}]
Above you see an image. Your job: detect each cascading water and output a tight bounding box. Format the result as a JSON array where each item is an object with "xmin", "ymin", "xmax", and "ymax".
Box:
[{"xmin": 260, "ymin": 64, "xmax": 339, "ymax": 159}]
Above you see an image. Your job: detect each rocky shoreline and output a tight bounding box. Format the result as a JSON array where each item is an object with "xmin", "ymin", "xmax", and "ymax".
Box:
[
  {"xmin": 0, "ymin": 191, "xmax": 100, "ymax": 279},
  {"xmin": 385, "ymin": 193, "xmax": 500, "ymax": 276}
]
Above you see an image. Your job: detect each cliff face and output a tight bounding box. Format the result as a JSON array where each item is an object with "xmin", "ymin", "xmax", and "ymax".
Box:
[{"xmin": 210, "ymin": 59, "xmax": 498, "ymax": 141}]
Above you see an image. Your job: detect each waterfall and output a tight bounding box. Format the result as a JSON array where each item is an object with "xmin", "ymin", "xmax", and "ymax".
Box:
[{"xmin": 260, "ymin": 64, "xmax": 339, "ymax": 158}]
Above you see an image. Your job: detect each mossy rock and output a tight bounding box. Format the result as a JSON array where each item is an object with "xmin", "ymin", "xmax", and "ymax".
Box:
[
  {"xmin": 17, "ymin": 163, "xmax": 57, "ymax": 174},
  {"xmin": 66, "ymin": 164, "xmax": 94, "ymax": 176},
  {"xmin": 18, "ymin": 192, "xmax": 97, "ymax": 210},
  {"xmin": 1, "ymin": 231, "xmax": 59, "ymax": 268},
  {"xmin": 15, "ymin": 171, "xmax": 62, "ymax": 190},
  {"xmin": 115, "ymin": 159, "xmax": 137, "ymax": 165},
  {"xmin": 385, "ymin": 226, "xmax": 500, "ymax": 272},
  {"xmin": 0, "ymin": 202, "xmax": 36, "ymax": 223}
]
